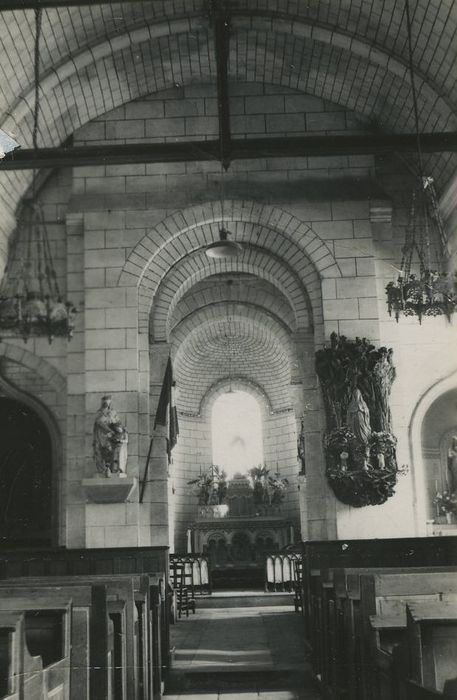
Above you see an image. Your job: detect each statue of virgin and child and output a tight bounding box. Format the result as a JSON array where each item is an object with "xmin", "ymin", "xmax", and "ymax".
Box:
[{"xmin": 93, "ymin": 395, "xmax": 128, "ymax": 477}]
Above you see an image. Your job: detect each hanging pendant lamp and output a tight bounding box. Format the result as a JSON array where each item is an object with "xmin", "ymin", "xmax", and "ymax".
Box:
[{"xmin": 205, "ymin": 226, "xmax": 243, "ymax": 259}]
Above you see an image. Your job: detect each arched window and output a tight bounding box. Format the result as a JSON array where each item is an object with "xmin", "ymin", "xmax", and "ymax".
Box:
[{"xmin": 211, "ymin": 391, "xmax": 263, "ymax": 477}]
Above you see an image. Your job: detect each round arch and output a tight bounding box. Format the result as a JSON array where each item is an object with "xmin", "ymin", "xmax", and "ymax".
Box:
[
  {"xmin": 0, "ymin": 370, "xmax": 62, "ymax": 546},
  {"xmin": 199, "ymin": 377, "xmax": 273, "ymax": 420},
  {"xmin": 151, "ymin": 250, "xmax": 309, "ymax": 341},
  {"xmin": 409, "ymin": 369, "xmax": 457, "ymax": 535},
  {"xmin": 121, "ymin": 201, "xmax": 339, "ymax": 346}
]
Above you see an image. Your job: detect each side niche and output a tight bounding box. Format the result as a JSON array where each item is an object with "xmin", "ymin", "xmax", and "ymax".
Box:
[{"xmin": 315, "ymin": 333, "xmax": 405, "ymax": 508}]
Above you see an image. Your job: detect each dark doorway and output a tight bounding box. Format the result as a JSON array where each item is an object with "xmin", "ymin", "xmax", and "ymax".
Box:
[{"xmin": 0, "ymin": 396, "xmax": 53, "ymax": 546}]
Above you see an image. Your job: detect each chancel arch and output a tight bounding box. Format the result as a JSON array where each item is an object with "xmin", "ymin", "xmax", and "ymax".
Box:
[{"xmin": 121, "ymin": 200, "xmax": 341, "ymax": 340}]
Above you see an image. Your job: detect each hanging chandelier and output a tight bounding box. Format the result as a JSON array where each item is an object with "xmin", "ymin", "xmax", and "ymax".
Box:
[
  {"xmin": 385, "ymin": 0, "xmax": 457, "ymax": 323},
  {"xmin": 0, "ymin": 8, "xmax": 76, "ymax": 343}
]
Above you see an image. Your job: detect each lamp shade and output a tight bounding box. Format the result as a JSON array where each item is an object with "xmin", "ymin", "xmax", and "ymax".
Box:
[{"xmin": 205, "ymin": 227, "xmax": 242, "ymax": 259}]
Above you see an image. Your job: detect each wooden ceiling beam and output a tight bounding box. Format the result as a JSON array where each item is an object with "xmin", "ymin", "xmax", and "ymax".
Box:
[
  {"xmin": 0, "ymin": 133, "xmax": 456, "ymax": 170},
  {"xmin": 0, "ymin": 0, "xmax": 142, "ymax": 9},
  {"xmin": 210, "ymin": 0, "xmax": 232, "ymax": 170}
]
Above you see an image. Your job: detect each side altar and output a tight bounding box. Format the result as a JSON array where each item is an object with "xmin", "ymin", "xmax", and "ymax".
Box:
[{"xmin": 188, "ymin": 470, "xmax": 293, "ymax": 582}]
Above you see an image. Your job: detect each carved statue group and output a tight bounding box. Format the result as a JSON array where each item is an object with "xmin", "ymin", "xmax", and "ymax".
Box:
[
  {"xmin": 315, "ymin": 333, "xmax": 400, "ymax": 507},
  {"xmin": 93, "ymin": 395, "xmax": 128, "ymax": 478}
]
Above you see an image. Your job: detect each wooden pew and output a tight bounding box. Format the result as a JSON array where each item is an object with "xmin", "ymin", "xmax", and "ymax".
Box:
[
  {"xmin": 0, "ymin": 608, "xmax": 70, "ymax": 700},
  {"xmin": 310, "ymin": 566, "xmax": 457, "ymax": 700},
  {"xmin": 0, "ymin": 584, "xmax": 110, "ymax": 699},
  {"xmin": 354, "ymin": 570, "xmax": 457, "ymax": 700},
  {"xmin": 1, "ymin": 572, "xmax": 166, "ymax": 700},
  {"xmin": 0, "ymin": 546, "xmax": 171, "ymax": 688},
  {"xmin": 301, "ymin": 536, "xmax": 457, "ymax": 639},
  {"xmin": 0, "ymin": 577, "xmax": 139, "ymax": 700},
  {"xmin": 405, "ymin": 601, "xmax": 457, "ymax": 697}
]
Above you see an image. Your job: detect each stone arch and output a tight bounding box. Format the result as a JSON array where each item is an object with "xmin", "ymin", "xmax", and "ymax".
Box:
[
  {"xmin": 199, "ymin": 377, "xmax": 274, "ymax": 420},
  {"xmin": 151, "ymin": 246, "xmax": 310, "ymax": 341},
  {"xmin": 0, "ymin": 359, "xmax": 64, "ymax": 546},
  {"xmin": 0, "ymin": 341, "xmax": 66, "ymax": 398},
  {"xmin": 409, "ymin": 369, "xmax": 457, "ymax": 535},
  {"xmin": 171, "ymin": 303, "xmax": 292, "ymax": 354},
  {"xmin": 166, "ymin": 276, "xmax": 297, "ymax": 340},
  {"xmin": 120, "ymin": 200, "xmax": 340, "ymax": 346},
  {"xmin": 172, "ymin": 308, "xmax": 293, "ymax": 415}
]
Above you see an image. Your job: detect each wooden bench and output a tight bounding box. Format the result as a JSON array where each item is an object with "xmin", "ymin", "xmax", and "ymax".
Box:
[
  {"xmin": 302, "ymin": 537, "xmax": 457, "ymax": 638},
  {"xmin": 0, "ymin": 572, "xmax": 167, "ymax": 700},
  {"xmin": 0, "ymin": 583, "xmax": 112, "ymax": 699},
  {"xmin": 0, "ymin": 576, "xmax": 142, "ymax": 700},
  {"xmin": 370, "ymin": 600, "xmax": 457, "ymax": 700},
  {"xmin": 0, "ymin": 607, "xmax": 71, "ymax": 700},
  {"xmin": 352, "ymin": 570, "xmax": 457, "ymax": 700},
  {"xmin": 309, "ymin": 566, "xmax": 457, "ymax": 700},
  {"xmin": 406, "ymin": 601, "xmax": 457, "ymax": 697},
  {"xmin": 0, "ymin": 546, "xmax": 171, "ymax": 691}
]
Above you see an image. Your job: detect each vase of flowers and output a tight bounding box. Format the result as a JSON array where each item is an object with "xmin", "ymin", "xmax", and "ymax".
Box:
[{"xmin": 434, "ymin": 490, "xmax": 457, "ymax": 523}]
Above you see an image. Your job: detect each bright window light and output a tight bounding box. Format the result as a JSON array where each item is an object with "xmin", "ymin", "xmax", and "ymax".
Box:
[{"xmin": 211, "ymin": 391, "xmax": 263, "ymax": 477}]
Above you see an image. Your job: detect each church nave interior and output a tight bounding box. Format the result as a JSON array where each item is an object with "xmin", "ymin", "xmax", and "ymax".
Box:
[{"xmin": 0, "ymin": 0, "xmax": 456, "ymax": 698}]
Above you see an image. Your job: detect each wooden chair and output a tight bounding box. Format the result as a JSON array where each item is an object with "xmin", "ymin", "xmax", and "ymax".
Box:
[
  {"xmin": 293, "ymin": 558, "xmax": 304, "ymax": 613},
  {"xmin": 169, "ymin": 563, "xmax": 195, "ymax": 618}
]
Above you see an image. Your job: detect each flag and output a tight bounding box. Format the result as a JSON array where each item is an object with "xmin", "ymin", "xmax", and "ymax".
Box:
[{"xmin": 154, "ymin": 356, "xmax": 179, "ymax": 461}]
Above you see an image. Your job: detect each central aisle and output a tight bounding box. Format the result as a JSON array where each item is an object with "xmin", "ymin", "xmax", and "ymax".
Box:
[{"xmin": 166, "ymin": 592, "xmax": 321, "ymax": 699}]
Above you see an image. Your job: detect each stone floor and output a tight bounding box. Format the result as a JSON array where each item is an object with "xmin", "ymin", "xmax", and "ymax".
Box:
[{"xmin": 165, "ymin": 592, "xmax": 321, "ymax": 700}]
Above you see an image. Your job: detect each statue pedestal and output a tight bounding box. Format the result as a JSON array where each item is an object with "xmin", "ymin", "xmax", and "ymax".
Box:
[{"xmin": 82, "ymin": 476, "xmax": 137, "ymax": 504}]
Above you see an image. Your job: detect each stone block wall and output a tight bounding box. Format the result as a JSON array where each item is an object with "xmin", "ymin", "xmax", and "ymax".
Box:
[{"xmin": 0, "ymin": 79, "xmax": 456, "ymax": 550}]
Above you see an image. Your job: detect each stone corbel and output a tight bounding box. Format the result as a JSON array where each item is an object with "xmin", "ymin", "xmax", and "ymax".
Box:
[
  {"xmin": 369, "ymin": 199, "xmax": 393, "ymax": 241},
  {"xmin": 82, "ymin": 476, "xmax": 137, "ymax": 503}
]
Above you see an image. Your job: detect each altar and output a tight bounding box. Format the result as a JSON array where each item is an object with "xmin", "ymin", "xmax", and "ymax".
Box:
[{"xmin": 189, "ymin": 472, "xmax": 293, "ymax": 585}]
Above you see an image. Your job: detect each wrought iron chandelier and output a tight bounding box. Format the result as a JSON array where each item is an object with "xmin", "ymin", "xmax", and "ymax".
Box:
[
  {"xmin": 385, "ymin": 0, "xmax": 457, "ymax": 323},
  {"xmin": 0, "ymin": 9, "xmax": 76, "ymax": 343}
]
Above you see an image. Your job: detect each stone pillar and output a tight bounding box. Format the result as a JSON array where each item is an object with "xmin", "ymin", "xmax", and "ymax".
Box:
[
  {"xmin": 65, "ymin": 213, "xmax": 86, "ymax": 548},
  {"xmin": 81, "ymin": 211, "xmax": 141, "ymax": 548},
  {"xmin": 140, "ymin": 342, "xmax": 171, "ymax": 546},
  {"xmin": 290, "ymin": 330, "xmax": 336, "ymax": 540}
]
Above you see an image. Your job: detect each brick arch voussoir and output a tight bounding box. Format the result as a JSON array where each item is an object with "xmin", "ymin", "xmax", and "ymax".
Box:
[
  {"xmin": 199, "ymin": 377, "xmax": 274, "ymax": 419},
  {"xmin": 151, "ymin": 253, "xmax": 310, "ymax": 341},
  {"xmin": 170, "ymin": 304, "xmax": 292, "ymax": 355},
  {"xmin": 0, "ymin": 341, "xmax": 66, "ymax": 402},
  {"xmin": 168, "ymin": 286, "xmax": 296, "ymax": 338},
  {"xmin": 121, "ymin": 202, "xmax": 337, "ymax": 337}
]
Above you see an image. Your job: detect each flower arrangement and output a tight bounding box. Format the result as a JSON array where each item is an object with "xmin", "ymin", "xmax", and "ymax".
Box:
[
  {"xmin": 248, "ymin": 464, "xmax": 289, "ymax": 505},
  {"xmin": 188, "ymin": 465, "xmax": 227, "ymax": 505},
  {"xmin": 434, "ymin": 490, "xmax": 457, "ymax": 515}
]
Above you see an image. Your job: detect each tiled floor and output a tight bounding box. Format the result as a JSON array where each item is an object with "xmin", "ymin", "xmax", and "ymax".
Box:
[{"xmin": 165, "ymin": 592, "xmax": 321, "ymax": 699}]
